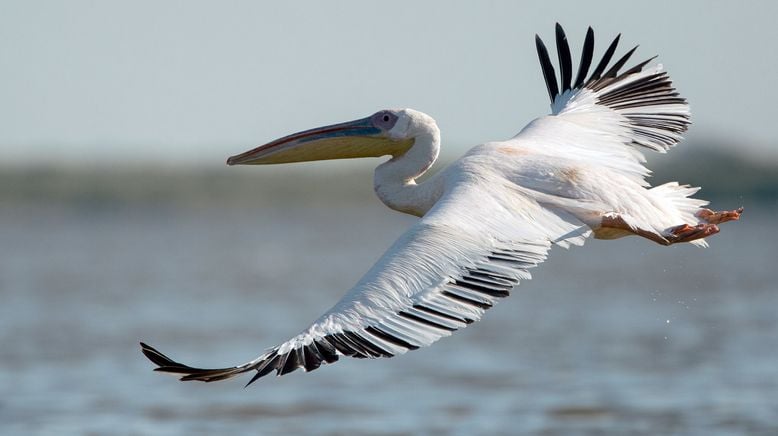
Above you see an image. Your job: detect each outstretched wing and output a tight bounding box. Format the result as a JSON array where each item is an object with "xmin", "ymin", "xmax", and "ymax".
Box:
[
  {"xmin": 521, "ymin": 23, "xmax": 691, "ymax": 183},
  {"xmin": 141, "ymin": 180, "xmax": 588, "ymax": 386}
]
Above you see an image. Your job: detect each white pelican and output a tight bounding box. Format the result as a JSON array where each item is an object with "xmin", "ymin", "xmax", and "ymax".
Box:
[{"xmin": 141, "ymin": 24, "xmax": 742, "ymax": 386}]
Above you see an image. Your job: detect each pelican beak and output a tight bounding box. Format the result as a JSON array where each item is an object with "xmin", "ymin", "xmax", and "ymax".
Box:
[{"xmin": 227, "ymin": 117, "xmax": 414, "ymax": 165}]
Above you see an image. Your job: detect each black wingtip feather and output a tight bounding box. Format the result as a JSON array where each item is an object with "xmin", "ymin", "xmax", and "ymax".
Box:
[
  {"xmin": 140, "ymin": 342, "xmax": 200, "ymax": 374},
  {"xmin": 140, "ymin": 342, "xmax": 250, "ymax": 383},
  {"xmin": 555, "ymin": 23, "xmax": 573, "ymax": 92},
  {"xmin": 538, "ymin": 27, "xmax": 651, "ymax": 98},
  {"xmin": 602, "ymin": 45, "xmax": 639, "ymax": 79},
  {"xmin": 618, "ymin": 55, "xmax": 657, "ymax": 79},
  {"xmin": 245, "ymin": 353, "xmax": 281, "ymax": 387},
  {"xmin": 587, "ymin": 33, "xmax": 620, "ymax": 84},
  {"xmin": 278, "ymin": 348, "xmax": 302, "ymax": 375},
  {"xmin": 535, "ymin": 34, "xmax": 559, "ymax": 103},
  {"xmin": 573, "ymin": 27, "xmax": 595, "ymax": 89},
  {"xmin": 140, "ymin": 342, "xmax": 174, "ymax": 367}
]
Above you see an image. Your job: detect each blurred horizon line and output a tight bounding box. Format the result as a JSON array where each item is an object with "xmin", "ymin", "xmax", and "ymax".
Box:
[
  {"xmin": 2, "ymin": 134, "xmax": 778, "ymax": 169},
  {"xmin": 1, "ymin": 142, "xmax": 776, "ymax": 209}
]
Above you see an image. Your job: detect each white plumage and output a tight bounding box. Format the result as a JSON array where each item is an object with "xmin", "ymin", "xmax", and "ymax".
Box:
[{"xmin": 141, "ymin": 24, "xmax": 741, "ymax": 385}]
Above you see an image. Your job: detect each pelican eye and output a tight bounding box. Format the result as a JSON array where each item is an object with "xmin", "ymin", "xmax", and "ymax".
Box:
[{"xmin": 372, "ymin": 111, "xmax": 399, "ymax": 131}]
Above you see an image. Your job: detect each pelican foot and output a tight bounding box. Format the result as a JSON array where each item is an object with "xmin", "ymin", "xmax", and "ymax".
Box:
[
  {"xmin": 696, "ymin": 207, "xmax": 744, "ymax": 224},
  {"xmin": 666, "ymin": 223, "xmax": 719, "ymax": 244}
]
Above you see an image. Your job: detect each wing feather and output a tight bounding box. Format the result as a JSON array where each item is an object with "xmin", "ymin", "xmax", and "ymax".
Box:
[
  {"xmin": 535, "ymin": 34, "xmax": 559, "ymax": 103},
  {"xmin": 587, "ymin": 33, "xmax": 620, "ymax": 84},
  {"xmin": 523, "ymin": 25, "xmax": 690, "ymax": 184},
  {"xmin": 555, "ymin": 23, "xmax": 573, "ymax": 92},
  {"xmin": 140, "ymin": 182, "xmax": 588, "ymax": 385},
  {"xmin": 573, "ymin": 27, "xmax": 594, "ymax": 89}
]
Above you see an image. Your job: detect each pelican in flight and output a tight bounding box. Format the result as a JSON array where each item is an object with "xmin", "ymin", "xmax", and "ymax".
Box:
[{"xmin": 141, "ymin": 24, "xmax": 742, "ymax": 386}]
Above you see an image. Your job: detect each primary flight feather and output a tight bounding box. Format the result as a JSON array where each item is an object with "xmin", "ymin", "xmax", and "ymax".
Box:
[{"xmin": 141, "ymin": 24, "xmax": 742, "ymax": 386}]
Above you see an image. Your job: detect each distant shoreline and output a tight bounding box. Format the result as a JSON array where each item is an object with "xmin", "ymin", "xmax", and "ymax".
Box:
[{"xmin": 1, "ymin": 146, "xmax": 775, "ymax": 207}]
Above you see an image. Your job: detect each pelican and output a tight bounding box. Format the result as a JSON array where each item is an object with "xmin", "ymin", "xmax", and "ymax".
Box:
[{"xmin": 141, "ymin": 24, "xmax": 742, "ymax": 386}]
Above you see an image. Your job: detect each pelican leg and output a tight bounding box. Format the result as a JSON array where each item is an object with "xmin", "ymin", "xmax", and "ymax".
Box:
[
  {"xmin": 696, "ymin": 207, "xmax": 743, "ymax": 224},
  {"xmin": 596, "ymin": 214, "xmax": 672, "ymax": 245}
]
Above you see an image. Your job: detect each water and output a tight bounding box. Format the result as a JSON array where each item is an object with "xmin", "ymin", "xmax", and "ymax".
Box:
[{"xmin": 1, "ymin": 193, "xmax": 776, "ymax": 435}]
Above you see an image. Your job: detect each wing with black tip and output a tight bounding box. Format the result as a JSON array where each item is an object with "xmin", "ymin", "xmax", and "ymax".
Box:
[
  {"xmin": 526, "ymin": 24, "xmax": 691, "ymax": 182},
  {"xmin": 141, "ymin": 180, "xmax": 588, "ymax": 386}
]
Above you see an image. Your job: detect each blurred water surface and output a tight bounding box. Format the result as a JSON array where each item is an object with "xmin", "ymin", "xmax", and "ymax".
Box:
[{"xmin": 1, "ymin": 172, "xmax": 776, "ymax": 435}]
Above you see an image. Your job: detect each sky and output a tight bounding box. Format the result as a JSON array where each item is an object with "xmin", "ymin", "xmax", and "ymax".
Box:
[{"xmin": 2, "ymin": 1, "xmax": 777, "ymax": 166}]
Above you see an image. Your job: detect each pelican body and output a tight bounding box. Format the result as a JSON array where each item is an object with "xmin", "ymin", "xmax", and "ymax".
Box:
[{"xmin": 141, "ymin": 24, "xmax": 741, "ymax": 385}]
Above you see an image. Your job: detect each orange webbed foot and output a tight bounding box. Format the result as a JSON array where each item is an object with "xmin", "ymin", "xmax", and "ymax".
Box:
[
  {"xmin": 666, "ymin": 223, "xmax": 720, "ymax": 244},
  {"xmin": 696, "ymin": 207, "xmax": 744, "ymax": 224}
]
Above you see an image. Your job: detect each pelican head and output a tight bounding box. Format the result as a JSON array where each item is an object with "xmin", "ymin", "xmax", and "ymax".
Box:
[{"xmin": 227, "ymin": 109, "xmax": 422, "ymax": 165}]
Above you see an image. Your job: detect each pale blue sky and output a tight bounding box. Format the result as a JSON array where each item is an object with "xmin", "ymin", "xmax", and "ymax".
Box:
[{"xmin": 2, "ymin": 1, "xmax": 777, "ymax": 165}]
